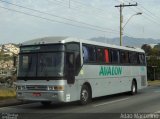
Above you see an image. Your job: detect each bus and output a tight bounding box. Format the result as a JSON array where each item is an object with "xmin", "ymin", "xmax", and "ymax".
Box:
[{"xmin": 16, "ymin": 36, "xmax": 147, "ymax": 105}]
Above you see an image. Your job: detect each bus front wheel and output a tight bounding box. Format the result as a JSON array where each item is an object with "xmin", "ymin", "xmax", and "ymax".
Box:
[
  {"xmin": 80, "ymin": 85, "xmax": 91, "ymax": 105},
  {"xmin": 130, "ymin": 80, "xmax": 137, "ymax": 95}
]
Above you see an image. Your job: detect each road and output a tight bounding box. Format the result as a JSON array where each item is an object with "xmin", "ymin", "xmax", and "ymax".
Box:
[{"xmin": 0, "ymin": 85, "xmax": 160, "ymax": 119}]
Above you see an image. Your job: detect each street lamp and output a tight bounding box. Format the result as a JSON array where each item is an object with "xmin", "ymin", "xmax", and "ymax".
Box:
[
  {"xmin": 120, "ymin": 12, "xmax": 142, "ymax": 46},
  {"xmin": 123, "ymin": 12, "xmax": 142, "ymax": 29}
]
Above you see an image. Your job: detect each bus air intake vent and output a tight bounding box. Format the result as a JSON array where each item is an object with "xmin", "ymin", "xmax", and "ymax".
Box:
[{"xmin": 26, "ymin": 85, "xmax": 47, "ymax": 90}]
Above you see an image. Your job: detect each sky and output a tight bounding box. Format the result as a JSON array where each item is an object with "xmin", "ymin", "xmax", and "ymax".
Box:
[{"xmin": 0, "ymin": 0, "xmax": 160, "ymax": 44}]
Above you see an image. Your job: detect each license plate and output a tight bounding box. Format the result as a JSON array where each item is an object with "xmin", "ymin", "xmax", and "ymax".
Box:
[{"xmin": 32, "ymin": 92, "xmax": 41, "ymax": 97}]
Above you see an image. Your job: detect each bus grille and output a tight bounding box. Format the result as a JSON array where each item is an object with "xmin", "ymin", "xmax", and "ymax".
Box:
[
  {"xmin": 141, "ymin": 76, "xmax": 146, "ymax": 86},
  {"xmin": 26, "ymin": 85, "xmax": 47, "ymax": 91}
]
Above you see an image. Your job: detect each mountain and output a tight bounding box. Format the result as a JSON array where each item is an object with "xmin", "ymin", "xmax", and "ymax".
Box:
[{"xmin": 90, "ymin": 36, "xmax": 160, "ymax": 47}]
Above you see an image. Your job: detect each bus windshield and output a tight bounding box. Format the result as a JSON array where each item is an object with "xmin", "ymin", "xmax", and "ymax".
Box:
[
  {"xmin": 38, "ymin": 52, "xmax": 64, "ymax": 77},
  {"xmin": 18, "ymin": 52, "xmax": 64, "ymax": 77}
]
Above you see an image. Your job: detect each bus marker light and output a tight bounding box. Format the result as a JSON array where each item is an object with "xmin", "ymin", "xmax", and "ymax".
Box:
[{"xmin": 54, "ymin": 86, "xmax": 64, "ymax": 91}]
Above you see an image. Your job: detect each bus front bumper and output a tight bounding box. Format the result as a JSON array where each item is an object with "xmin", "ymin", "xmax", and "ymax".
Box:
[{"xmin": 16, "ymin": 91, "xmax": 66, "ymax": 102}]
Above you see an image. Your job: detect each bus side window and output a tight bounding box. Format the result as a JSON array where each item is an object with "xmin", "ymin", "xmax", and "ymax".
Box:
[
  {"xmin": 110, "ymin": 49, "xmax": 119, "ymax": 64},
  {"xmin": 120, "ymin": 51, "xmax": 124, "ymax": 63},
  {"xmin": 120, "ymin": 51, "xmax": 129, "ymax": 64},
  {"xmin": 83, "ymin": 45, "xmax": 96, "ymax": 63},
  {"xmin": 104, "ymin": 49, "xmax": 109, "ymax": 63},
  {"xmin": 139, "ymin": 54, "xmax": 145, "ymax": 65},
  {"xmin": 139, "ymin": 54, "xmax": 143, "ymax": 65},
  {"xmin": 125, "ymin": 52, "xmax": 129, "ymax": 63},
  {"xmin": 66, "ymin": 53, "xmax": 74, "ymax": 69},
  {"xmin": 83, "ymin": 46, "xmax": 89, "ymax": 63},
  {"xmin": 142, "ymin": 54, "xmax": 146, "ymax": 65},
  {"xmin": 135, "ymin": 53, "xmax": 139, "ymax": 64},
  {"xmin": 96, "ymin": 48, "xmax": 105, "ymax": 63},
  {"xmin": 66, "ymin": 43, "xmax": 81, "ymax": 76},
  {"xmin": 129, "ymin": 52, "xmax": 139, "ymax": 65}
]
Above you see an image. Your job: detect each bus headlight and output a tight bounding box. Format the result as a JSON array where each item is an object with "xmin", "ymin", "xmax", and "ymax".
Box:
[
  {"xmin": 47, "ymin": 86, "xmax": 64, "ymax": 91},
  {"xmin": 16, "ymin": 86, "xmax": 26, "ymax": 90}
]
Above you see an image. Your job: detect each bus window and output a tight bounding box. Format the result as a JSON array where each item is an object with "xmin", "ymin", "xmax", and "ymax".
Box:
[
  {"xmin": 22, "ymin": 56, "xmax": 29, "ymax": 69},
  {"xmin": 74, "ymin": 52, "xmax": 81, "ymax": 75},
  {"xmin": 66, "ymin": 43, "xmax": 80, "ymax": 52},
  {"xmin": 96, "ymin": 48, "xmax": 105, "ymax": 63},
  {"xmin": 104, "ymin": 49, "xmax": 109, "ymax": 63},
  {"xmin": 142, "ymin": 54, "xmax": 146, "ymax": 65},
  {"xmin": 66, "ymin": 52, "xmax": 75, "ymax": 84},
  {"xmin": 120, "ymin": 51, "xmax": 129, "ymax": 64},
  {"xmin": 110, "ymin": 49, "xmax": 119, "ymax": 64},
  {"xmin": 125, "ymin": 52, "xmax": 129, "ymax": 63},
  {"xmin": 66, "ymin": 43, "xmax": 81, "ymax": 75},
  {"xmin": 83, "ymin": 45, "xmax": 96, "ymax": 63},
  {"xmin": 83, "ymin": 46, "xmax": 89, "ymax": 62},
  {"xmin": 139, "ymin": 54, "xmax": 146, "ymax": 65},
  {"xmin": 66, "ymin": 53, "xmax": 74, "ymax": 68},
  {"xmin": 139, "ymin": 54, "xmax": 143, "ymax": 64},
  {"xmin": 19, "ymin": 54, "xmax": 37, "ymax": 77},
  {"xmin": 129, "ymin": 52, "xmax": 139, "ymax": 64}
]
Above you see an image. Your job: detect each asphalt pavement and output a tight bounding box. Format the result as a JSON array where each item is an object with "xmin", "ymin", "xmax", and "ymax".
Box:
[{"xmin": 0, "ymin": 83, "xmax": 160, "ymax": 119}]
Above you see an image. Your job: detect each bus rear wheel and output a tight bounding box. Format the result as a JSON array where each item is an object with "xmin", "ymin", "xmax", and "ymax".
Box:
[
  {"xmin": 80, "ymin": 85, "xmax": 91, "ymax": 105},
  {"xmin": 130, "ymin": 80, "xmax": 137, "ymax": 95}
]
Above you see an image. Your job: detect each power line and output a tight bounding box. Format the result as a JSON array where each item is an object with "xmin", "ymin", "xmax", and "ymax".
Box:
[
  {"xmin": 0, "ymin": 5, "xmax": 120, "ymax": 35},
  {"xmin": 48, "ymin": 0, "xmax": 119, "ymax": 20},
  {"xmin": 136, "ymin": 7, "xmax": 160, "ymax": 25},
  {"xmin": 71, "ymin": 0, "xmax": 116, "ymax": 16},
  {"xmin": 125, "ymin": 5, "xmax": 160, "ymax": 25},
  {"xmin": 50, "ymin": 0, "xmax": 107, "ymax": 17},
  {"xmin": 131, "ymin": 0, "xmax": 160, "ymax": 20},
  {"xmin": 0, "ymin": 0, "xmax": 119, "ymax": 33},
  {"xmin": 122, "ymin": 0, "xmax": 160, "ymax": 25},
  {"xmin": 58, "ymin": 0, "xmax": 114, "ymax": 15}
]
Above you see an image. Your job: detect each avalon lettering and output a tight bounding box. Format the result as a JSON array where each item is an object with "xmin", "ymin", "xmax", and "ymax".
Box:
[{"xmin": 99, "ymin": 66, "xmax": 122, "ymax": 76}]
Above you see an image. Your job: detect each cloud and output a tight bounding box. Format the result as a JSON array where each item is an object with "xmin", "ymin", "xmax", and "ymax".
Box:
[{"xmin": 0, "ymin": 0, "xmax": 160, "ymax": 44}]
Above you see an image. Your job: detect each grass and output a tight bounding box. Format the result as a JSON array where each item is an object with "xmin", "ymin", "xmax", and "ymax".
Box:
[
  {"xmin": 0, "ymin": 87, "xmax": 16, "ymax": 100},
  {"xmin": 148, "ymin": 80, "xmax": 160, "ymax": 86}
]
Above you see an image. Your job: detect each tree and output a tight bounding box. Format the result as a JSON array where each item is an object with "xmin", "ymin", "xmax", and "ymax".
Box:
[
  {"xmin": 141, "ymin": 44, "xmax": 152, "ymax": 56},
  {"xmin": 143, "ymin": 44, "xmax": 160, "ymax": 80}
]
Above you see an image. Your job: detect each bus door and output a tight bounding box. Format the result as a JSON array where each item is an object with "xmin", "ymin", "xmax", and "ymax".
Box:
[
  {"xmin": 66, "ymin": 52, "xmax": 75, "ymax": 84},
  {"xmin": 65, "ymin": 43, "xmax": 81, "ymax": 84}
]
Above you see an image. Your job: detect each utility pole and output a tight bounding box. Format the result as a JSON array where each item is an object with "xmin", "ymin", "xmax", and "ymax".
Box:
[{"xmin": 115, "ymin": 3, "xmax": 138, "ymax": 46}]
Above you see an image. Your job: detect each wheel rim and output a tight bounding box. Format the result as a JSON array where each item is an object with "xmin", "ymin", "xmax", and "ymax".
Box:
[
  {"xmin": 81, "ymin": 89, "xmax": 88, "ymax": 102},
  {"xmin": 132, "ymin": 84, "xmax": 136, "ymax": 93}
]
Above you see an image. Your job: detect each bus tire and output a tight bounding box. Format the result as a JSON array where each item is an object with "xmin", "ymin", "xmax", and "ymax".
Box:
[
  {"xmin": 41, "ymin": 101, "xmax": 51, "ymax": 106},
  {"xmin": 80, "ymin": 85, "xmax": 91, "ymax": 105},
  {"xmin": 130, "ymin": 80, "xmax": 137, "ymax": 95}
]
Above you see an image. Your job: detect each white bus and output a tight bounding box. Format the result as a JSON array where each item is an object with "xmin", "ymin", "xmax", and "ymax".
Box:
[{"xmin": 16, "ymin": 37, "xmax": 147, "ymax": 105}]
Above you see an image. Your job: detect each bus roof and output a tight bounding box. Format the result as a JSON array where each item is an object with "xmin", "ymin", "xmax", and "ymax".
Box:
[{"xmin": 21, "ymin": 36, "xmax": 144, "ymax": 53}]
